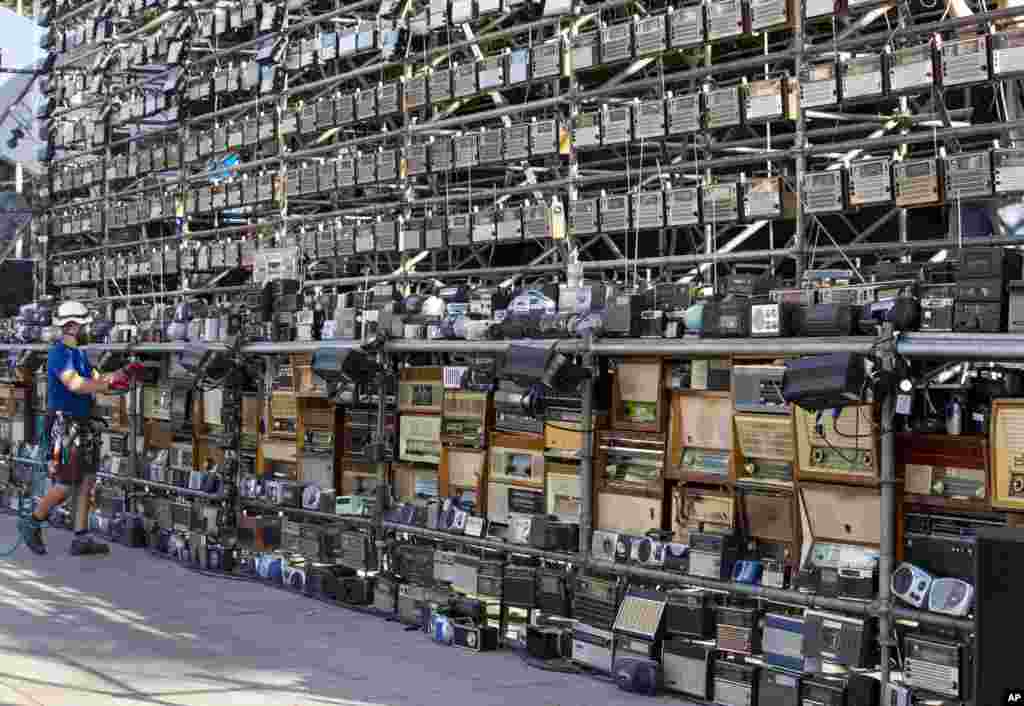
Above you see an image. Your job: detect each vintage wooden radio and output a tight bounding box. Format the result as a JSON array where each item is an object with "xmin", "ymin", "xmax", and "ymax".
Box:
[
  {"xmin": 399, "ymin": 415, "xmax": 442, "ymax": 466},
  {"xmin": 488, "ymin": 433, "xmax": 545, "ymax": 488},
  {"xmin": 991, "ymin": 399, "xmax": 1024, "ymax": 510},
  {"xmin": 733, "ymin": 412, "xmax": 795, "ymax": 485},
  {"xmin": 399, "ymin": 366, "xmax": 444, "ymax": 415},
  {"xmin": 737, "ymin": 485, "xmax": 800, "ymax": 576},
  {"xmin": 672, "ymin": 484, "xmax": 735, "ymax": 542},
  {"xmin": 441, "ymin": 447, "xmax": 486, "ymax": 510},
  {"xmin": 802, "ymin": 482, "xmax": 882, "ymax": 600},
  {"xmin": 611, "ymin": 358, "xmax": 666, "ymax": 433},
  {"xmin": 393, "ymin": 461, "xmax": 439, "ymax": 503},
  {"xmin": 795, "ymin": 403, "xmax": 878, "ymax": 485},
  {"xmin": 668, "ymin": 394, "xmax": 733, "ymax": 483},
  {"xmin": 598, "ymin": 430, "xmax": 665, "ymax": 498},
  {"xmin": 269, "ymin": 393, "xmax": 298, "ymax": 439},
  {"xmin": 546, "ymin": 461, "xmax": 582, "ymax": 523},
  {"xmin": 898, "ymin": 432, "xmax": 988, "ymax": 507},
  {"xmin": 441, "ymin": 390, "xmax": 488, "ymax": 449}
]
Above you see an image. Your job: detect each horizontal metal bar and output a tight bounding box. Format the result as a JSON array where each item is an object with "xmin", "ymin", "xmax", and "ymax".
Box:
[
  {"xmin": 96, "ymin": 472, "xmax": 226, "ymax": 501},
  {"xmin": 242, "ymin": 498, "xmax": 374, "ymax": 526},
  {"xmin": 592, "ymin": 336, "xmax": 879, "ymax": 356},
  {"xmin": 382, "ymin": 520, "xmax": 584, "ymax": 562}
]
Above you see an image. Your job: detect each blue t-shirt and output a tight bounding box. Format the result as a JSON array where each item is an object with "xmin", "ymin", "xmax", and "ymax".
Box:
[{"xmin": 47, "ymin": 341, "xmax": 94, "ymax": 419}]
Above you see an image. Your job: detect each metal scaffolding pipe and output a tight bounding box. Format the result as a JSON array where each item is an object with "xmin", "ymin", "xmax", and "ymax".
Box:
[{"xmin": 591, "ymin": 336, "xmax": 878, "ymax": 356}]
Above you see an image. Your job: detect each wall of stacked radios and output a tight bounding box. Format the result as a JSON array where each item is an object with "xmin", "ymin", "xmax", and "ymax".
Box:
[{"xmin": 24, "ymin": 0, "xmax": 1024, "ymax": 699}]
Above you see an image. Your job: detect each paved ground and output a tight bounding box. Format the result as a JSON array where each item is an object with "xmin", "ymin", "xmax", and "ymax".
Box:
[{"xmin": 0, "ymin": 514, "xmax": 697, "ymax": 706}]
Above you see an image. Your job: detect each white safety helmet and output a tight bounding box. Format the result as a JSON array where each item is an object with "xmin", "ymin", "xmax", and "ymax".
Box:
[{"xmin": 53, "ymin": 300, "xmax": 93, "ymax": 327}]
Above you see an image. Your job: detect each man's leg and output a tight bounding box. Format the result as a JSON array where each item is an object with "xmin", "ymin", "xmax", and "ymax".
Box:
[
  {"xmin": 17, "ymin": 484, "xmax": 67, "ymax": 555},
  {"xmin": 69, "ymin": 474, "xmax": 108, "ymax": 556}
]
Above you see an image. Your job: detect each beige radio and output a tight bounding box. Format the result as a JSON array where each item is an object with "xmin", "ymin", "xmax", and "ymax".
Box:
[
  {"xmin": 442, "ymin": 447, "xmax": 486, "ymax": 499},
  {"xmin": 611, "ymin": 357, "xmax": 666, "ymax": 434},
  {"xmin": 795, "ymin": 403, "xmax": 878, "ymax": 485},
  {"xmin": 737, "ymin": 486, "xmax": 800, "ymax": 566},
  {"xmin": 669, "ymin": 394, "xmax": 733, "ymax": 482},
  {"xmin": 393, "ymin": 462, "xmax": 440, "ymax": 502},
  {"xmin": 269, "ymin": 393, "xmax": 298, "ymax": 438},
  {"xmin": 261, "ymin": 438, "xmax": 297, "ymax": 464},
  {"xmin": 203, "ymin": 387, "xmax": 224, "ymax": 434},
  {"xmin": 544, "ymin": 419, "xmax": 593, "ymax": 460},
  {"xmin": 596, "ymin": 490, "xmax": 662, "ymax": 535},
  {"xmin": 734, "ymin": 413, "xmax": 796, "ymax": 486},
  {"xmin": 143, "ymin": 385, "xmax": 171, "ymax": 421},
  {"xmin": 399, "ymin": 367, "xmax": 444, "ymax": 415},
  {"xmin": 905, "ymin": 464, "xmax": 987, "ymax": 502},
  {"xmin": 801, "ymin": 481, "xmax": 882, "ymax": 551},
  {"xmin": 547, "ymin": 461, "xmax": 582, "ymax": 522},
  {"xmin": 441, "ymin": 390, "xmax": 488, "ymax": 448},
  {"xmin": 991, "ymin": 400, "xmax": 1024, "ymax": 510},
  {"xmin": 894, "ymin": 158, "xmax": 942, "ymax": 208},
  {"xmin": 399, "ymin": 414, "xmax": 442, "ymax": 465},
  {"xmin": 488, "ymin": 480, "xmax": 544, "ymax": 524},
  {"xmin": 742, "ymin": 77, "xmax": 798, "ymax": 123},
  {"xmin": 599, "ymin": 430, "xmax": 665, "ymax": 497},
  {"xmin": 672, "ymin": 485, "xmax": 735, "ymax": 542},
  {"xmin": 488, "ymin": 433, "xmax": 545, "ymax": 488}
]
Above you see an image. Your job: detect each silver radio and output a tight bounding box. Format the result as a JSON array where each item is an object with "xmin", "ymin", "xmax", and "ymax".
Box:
[
  {"xmin": 995, "ymin": 147, "xmax": 1024, "ymax": 194},
  {"xmin": 663, "ymin": 639, "xmax": 713, "ymax": 699},
  {"xmin": 801, "ymin": 60, "xmax": 839, "ymax": 108},
  {"xmin": 847, "ymin": 158, "xmax": 893, "ymax": 207},
  {"xmin": 531, "ymin": 119, "xmax": 559, "ymax": 155},
  {"xmin": 940, "ymin": 36, "xmax": 989, "ymax": 87},
  {"xmin": 632, "ymin": 191, "xmax": 664, "ymax": 230},
  {"xmin": 574, "ymin": 111, "xmax": 601, "ymax": 148},
  {"xmin": 634, "ymin": 14, "xmax": 666, "ymax": 55},
  {"xmin": 666, "ymin": 187, "xmax": 700, "ymax": 225},
  {"xmin": 888, "ymin": 43, "xmax": 934, "ymax": 94},
  {"xmin": 706, "ymin": 0, "xmax": 743, "ymax": 41},
  {"xmin": 903, "ymin": 635, "xmax": 965, "ymax": 699},
  {"xmin": 504, "ymin": 123, "xmax": 531, "ymax": 160},
  {"xmin": 497, "ymin": 206, "xmax": 523, "ymax": 241},
  {"xmin": 600, "ymin": 21, "xmax": 633, "ymax": 64},
  {"xmin": 600, "ymin": 194, "xmax": 629, "ymax": 233},
  {"xmin": 993, "ymin": 29, "xmax": 1024, "ymax": 78},
  {"xmin": 713, "ymin": 659, "xmax": 757, "ymax": 706},
  {"xmin": 633, "ymin": 98, "xmax": 666, "ymax": 140},
  {"xmin": 704, "ymin": 85, "xmax": 741, "ymax": 129},
  {"xmin": 602, "ymin": 105, "xmax": 632, "ymax": 145},
  {"xmin": 945, "ymin": 150, "xmax": 993, "ymax": 201},
  {"xmin": 667, "ymin": 93, "xmax": 701, "ymax": 135},
  {"xmin": 531, "ymin": 42, "xmax": 561, "ymax": 79},
  {"xmin": 478, "ymin": 128, "xmax": 503, "ymax": 164},
  {"xmin": 703, "ymin": 183, "xmax": 739, "ymax": 223},
  {"xmin": 841, "ymin": 54, "xmax": 885, "ymax": 101},
  {"xmin": 668, "ymin": 5, "xmax": 703, "ymax": 48},
  {"xmin": 894, "ymin": 157, "xmax": 941, "ymax": 207},
  {"xmin": 802, "ymin": 170, "xmax": 845, "ymax": 214},
  {"xmin": 472, "ymin": 209, "xmax": 497, "ymax": 243},
  {"xmin": 743, "ymin": 176, "xmax": 785, "ymax": 220},
  {"xmin": 571, "ymin": 31, "xmax": 599, "ymax": 70}
]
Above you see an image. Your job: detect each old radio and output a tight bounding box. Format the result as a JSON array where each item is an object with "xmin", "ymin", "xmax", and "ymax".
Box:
[
  {"xmin": 399, "ymin": 367, "xmax": 443, "ymax": 415},
  {"xmin": 716, "ymin": 604, "xmax": 760, "ymax": 655},
  {"xmin": 599, "ymin": 429, "xmax": 665, "ymax": 497},
  {"xmin": 668, "ymin": 393, "xmax": 732, "ymax": 482},
  {"xmin": 847, "ymin": 158, "xmax": 894, "ymax": 207},
  {"xmin": 734, "ymin": 408, "xmax": 795, "ymax": 478},
  {"xmin": 665, "ymin": 93, "xmax": 701, "ymax": 138},
  {"xmin": 475, "ymin": 558, "xmax": 503, "ymax": 599},
  {"xmin": 795, "ymin": 403, "xmax": 877, "ymax": 484},
  {"xmin": 570, "ymin": 30, "xmax": 599, "ymax": 70},
  {"xmin": 887, "ymin": 43, "xmax": 935, "ymax": 94},
  {"xmin": 574, "ymin": 573, "xmax": 620, "ymax": 630},
  {"xmin": 899, "ymin": 433, "xmax": 987, "ymax": 504},
  {"xmin": 688, "ymin": 531, "xmax": 740, "ymax": 580},
  {"xmin": 803, "ymin": 610, "xmax": 875, "ymax": 670},
  {"xmin": 488, "ymin": 480, "xmax": 543, "ymax": 525},
  {"xmin": 489, "ymin": 434, "xmax": 544, "ymax": 487},
  {"xmin": 601, "ymin": 105, "xmax": 632, "ymax": 147},
  {"xmin": 990, "ymin": 399, "xmax": 1024, "ymax": 510},
  {"xmin": 672, "ymin": 483, "xmax": 735, "ymax": 542},
  {"xmin": 143, "ymin": 386, "xmax": 171, "ymax": 421},
  {"xmin": 610, "ymin": 358, "xmax": 664, "ymax": 434},
  {"xmin": 903, "ymin": 635, "xmax": 966, "ymax": 699},
  {"xmin": 763, "ymin": 612, "xmax": 804, "ymax": 671},
  {"xmin": 713, "ymin": 659, "xmax": 758, "ymax": 706},
  {"xmin": 758, "ymin": 668, "xmax": 800, "ymax": 706},
  {"xmin": 841, "ymin": 54, "xmax": 886, "ymax": 102},
  {"xmin": 733, "ymin": 365, "xmax": 788, "ymax": 415},
  {"xmin": 666, "ymin": 186, "xmax": 701, "ymax": 226},
  {"xmin": 572, "ymin": 622, "xmax": 614, "ymax": 673},
  {"xmin": 502, "ymin": 564, "xmax": 536, "ymax": 607},
  {"xmin": 600, "ymin": 20, "xmax": 633, "ymax": 64},
  {"xmin": 992, "ymin": 29, "xmax": 1024, "ymax": 79},
  {"xmin": 269, "ymin": 393, "xmax": 297, "ymax": 438},
  {"xmin": 443, "ymin": 447, "xmax": 485, "ymax": 508},
  {"xmin": 629, "ymin": 190, "xmax": 665, "ymax": 233},
  {"xmin": 704, "ymin": 84, "xmax": 742, "ymax": 129},
  {"xmin": 544, "ymin": 462, "xmax": 581, "ymax": 522},
  {"xmin": 705, "ymin": 0, "xmax": 744, "ymax": 39},
  {"xmin": 894, "ymin": 157, "xmax": 942, "ymax": 207},
  {"xmin": 663, "ymin": 640, "xmax": 714, "ymax": 699},
  {"xmin": 802, "ymin": 170, "xmax": 845, "ymax": 214},
  {"xmin": 501, "ymin": 123, "xmax": 530, "ymax": 161},
  {"xmin": 743, "ymin": 78, "xmax": 795, "ymax": 124},
  {"xmin": 940, "ymin": 35, "xmax": 989, "ymax": 87},
  {"xmin": 803, "ymin": 482, "xmax": 881, "ymax": 598},
  {"xmin": 573, "ymin": 111, "xmax": 601, "ymax": 149},
  {"xmin": 536, "ymin": 567, "xmax": 571, "ymax": 615},
  {"xmin": 664, "ymin": 588, "xmax": 714, "ymax": 638},
  {"xmin": 801, "ymin": 60, "xmax": 839, "ymax": 108},
  {"xmin": 399, "ymin": 415, "xmax": 442, "ymax": 465},
  {"xmin": 613, "ymin": 590, "xmax": 666, "ymax": 661},
  {"xmin": 703, "ymin": 182, "xmax": 740, "ymax": 223},
  {"xmin": 920, "ymin": 283, "xmax": 956, "ymax": 331},
  {"xmin": 493, "ymin": 383, "xmax": 543, "ymax": 435},
  {"xmin": 631, "ymin": 100, "xmax": 665, "ymax": 143},
  {"xmin": 742, "ymin": 176, "xmax": 788, "ymax": 221},
  {"xmin": 993, "ymin": 147, "xmax": 1024, "ymax": 195},
  {"xmin": 946, "ymin": 150, "xmax": 993, "ymax": 201},
  {"xmin": 800, "ymin": 677, "xmax": 846, "ymax": 706}
]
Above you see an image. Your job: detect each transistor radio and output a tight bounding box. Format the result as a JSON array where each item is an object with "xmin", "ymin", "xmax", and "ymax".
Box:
[
  {"xmin": 504, "ymin": 565, "xmax": 536, "ymax": 607},
  {"xmin": 704, "ymin": 84, "xmax": 742, "ymax": 129},
  {"xmin": 571, "ymin": 31, "xmax": 599, "ymax": 70},
  {"xmin": 600, "ymin": 192, "xmax": 630, "ymax": 232},
  {"xmin": 760, "ymin": 668, "xmax": 800, "ymax": 706},
  {"xmin": 939, "ymin": 35, "xmax": 989, "ymax": 87},
  {"xmin": 802, "ymin": 170, "xmax": 845, "ymax": 214},
  {"xmin": 763, "ymin": 613, "xmax": 804, "ymax": 671},
  {"xmin": 399, "ymin": 414, "xmax": 442, "ymax": 465},
  {"xmin": 703, "ymin": 182, "xmax": 740, "ymax": 223},
  {"xmin": 841, "ymin": 54, "xmax": 886, "ymax": 102},
  {"xmin": 600, "ymin": 20, "xmax": 634, "ymax": 64},
  {"xmin": 601, "ymin": 104, "xmax": 632, "ymax": 146},
  {"xmin": 572, "ymin": 623, "xmax": 614, "ymax": 673},
  {"xmin": 441, "ymin": 391, "xmax": 487, "ymax": 448},
  {"xmin": 945, "ymin": 150, "xmax": 993, "ymax": 200},
  {"xmin": 713, "ymin": 659, "xmax": 758, "ymax": 706},
  {"xmin": 599, "ymin": 429, "xmax": 665, "ymax": 497},
  {"xmin": 794, "ymin": 404, "xmax": 878, "ymax": 483},
  {"xmin": 661, "ymin": 639, "xmax": 712, "ymax": 698},
  {"xmin": 633, "ymin": 98, "xmax": 666, "ymax": 141},
  {"xmin": 993, "ymin": 147, "xmax": 1024, "ymax": 195},
  {"xmin": 920, "ymin": 283, "xmax": 956, "ymax": 331},
  {"xmin": 664, "ymin": 588, "xmax": 714, "ymax": 638},
  {"xmin": 574, "ymin": 574, "xmax": 620, "ymax": 631},
  {"xmin": 476, "ymin": 559, "xmax": 503, "ymax": 598},
  {"xmin": 800, "ymin": 60, "xmax": 839, "ymax": 108},
  {"xmin": 742, "ymin": 176, "xmax": 788, "ymax": 221},
  {"xmin": 803, "ymin": 482, "xmax": 881, "ymax": 597},
  {"xmin": 688, "ymin": 531, "xmax": 739, "ymax": 580},
  {"xmin": 631, "ymin": 190, "xmax": 664, "ymax": 230},
  {"xmin": 573, "ymin": 111, "xmax": 601, "ymax": 149},
  {"xmin": 801, "ymin": 677, "xmax": 847, "ymax": 706},
  {"xmin": 847, "ymin": 158, "xmax": 893, "ymax": 207},
  {"xmin": 716, "ymin": 604, "xmax": 760, "ymax": 655},
  {"xmin": 743, "ymin": 77, "xmax": 796, "ymax": 123},
  {"xmin": 887, "ymin": 43, "xmax": 935, "ymax": 94},
  {"xmin": 666, "ymin": 92, "xmax": 702, "ymax": 136},
  {"xmin": 894, "ymin": 157, "xmax": 942, "ymax": 207},
  {"xmin": 803, "ymin": 610, "xmax": 875, "ymax": 670}
]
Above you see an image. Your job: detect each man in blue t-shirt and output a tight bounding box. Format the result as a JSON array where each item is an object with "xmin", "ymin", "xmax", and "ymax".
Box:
[{"xmin": 18, "ymin": 302, "xmax": 133, "ymax": 556}]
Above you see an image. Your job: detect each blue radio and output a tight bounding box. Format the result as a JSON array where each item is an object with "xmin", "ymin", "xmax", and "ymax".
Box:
[
  {"xmin": 763, "ymin": 613, "xmax": 805, "ymax": 671},
  {"xmin": 733, "ymin": 560, "xmax": 763, "ymax": 584}
]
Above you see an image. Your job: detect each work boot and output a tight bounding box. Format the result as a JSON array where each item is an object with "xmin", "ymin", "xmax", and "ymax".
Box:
[
  {"xmin": 70, "ymin": 535, "xmax": 109, "ymax": 556},
  {"xmin": 17, "ymin": 516, "xmax": 47, "ymax": 555}
]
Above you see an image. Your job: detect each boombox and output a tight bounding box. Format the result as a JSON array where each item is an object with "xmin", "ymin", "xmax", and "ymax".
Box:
[
  {"xmin": 713, "ymin": 659, "xmax": 758, "ymax": 706},
  {"xmin": 716, "ymin": 604, "xmax": 761, "ymax": 656},
  {"xmin": 662, "ymin": 639, "xmax": 713, "ymax": 699},
  {"xmin": 903, "ymin": 635, "xmax": 966, "ymax": 699}
]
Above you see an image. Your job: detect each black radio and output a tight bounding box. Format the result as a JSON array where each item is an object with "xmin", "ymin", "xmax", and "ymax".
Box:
[
  {"xmin": 716, "ymin": 604, "xmax": 761, "ymax": 656},
  {"xmin": 903, "ymin": 510, "xmax": 998, "ymax": 581},
  {"xmin": 476, "ymin": 558, "xmax": 503, "ymax": 599},
  {"xmin": 529, "ymin": 517, "xmax": 580, "ymax": 552},
  {"xmin": 803, "ymin": 610, "xmax": 875, "ymax": 670},
  {"xmin": 713, "ymin": 659, "xmax": 758, "ymax": 706},
  {"xmin": 903, "ymin": 634, "xmax": 966, "ymax": 700},
  {"xmin": 702, "ymin": 297, "xmax": 751, "ymax": 337},
  {"xmin": 801, "ymin": 676, "xmax": 846, "ymax": 706},
  {"xmin": 494, "ymin": 382, "xmax": 544, "ymax": 435},
  {"xmin": 920, "ymin": 283, "xmax": 956, "ymax": 332},
  {"xmin": 504, "ymin": 565, "xmax": 536, "ymax": 607},
  {"xmin": 662, "ymin": 639, "xmax": 713, "ymax": 700},
  {"xmin": 573, "ymin": 574, "xmax": 620, "ymax": 630},
  {"xmin": 664, "ymin": 587, "xmax": 715, "ymax": 638},
  {"xmin": 797, "ymin": 303, "xmax": 858, "ymax": 337},
  {"xmin": 536, "ymin": 567, "xmax": 571, "ymax": 616},
  {"xmin": 760, "ymin": 668, "xmax": 801, "ymax": 706},
  {"xmin": 688, "ymin": 531, "xmax": 739, "ymax": 580}
]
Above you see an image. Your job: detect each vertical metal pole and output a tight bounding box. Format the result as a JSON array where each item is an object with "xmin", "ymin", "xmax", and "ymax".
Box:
[
  {"xmin": 577, "ymin": 343, "xmax": 595, "ymax": 555},
  {"xmin": 877, "ymin": 329, "xmax": 897, "ymax": 685},
  {"xmin": 374, "ymin": 352, "xmax": 387, "ymax": 537},
  {"xmin": 791, "ymin": 0, "xmax": 806, "ymax": 281}
]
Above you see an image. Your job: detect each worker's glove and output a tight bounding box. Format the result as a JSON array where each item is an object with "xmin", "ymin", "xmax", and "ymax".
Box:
[
  {"xmin": 108, "ymin": 370, "xmax": 132, "ymax": 392},
  {"xmin": 122, "ymin": 362, "xmax": 146, "ymax": 379}
]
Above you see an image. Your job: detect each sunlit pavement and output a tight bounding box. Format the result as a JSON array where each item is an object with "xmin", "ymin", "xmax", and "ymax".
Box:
[{"xmin": 0, "ymin": 514, "xmax": 693, "ymax": 706}]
